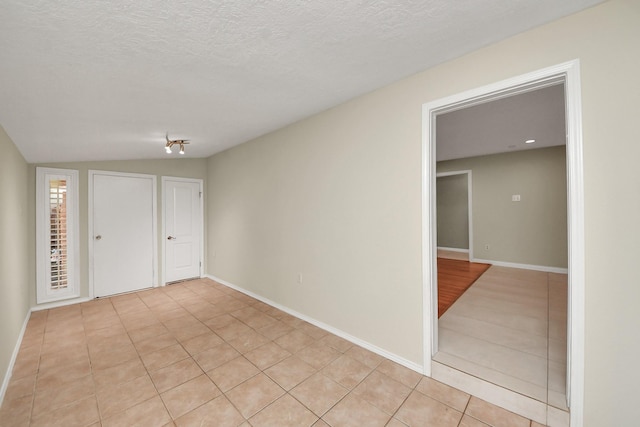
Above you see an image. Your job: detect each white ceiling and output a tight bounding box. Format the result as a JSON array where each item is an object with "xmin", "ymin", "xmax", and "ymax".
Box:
[
  {"xmin": 0, "ymin": 0, "xmax": 602, "ymax": 163},
  {"xmin": 437, "ymin": 83, "xmax": 566, "ymax": 161}
]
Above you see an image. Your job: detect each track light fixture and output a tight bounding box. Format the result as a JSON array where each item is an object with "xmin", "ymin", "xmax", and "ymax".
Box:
[{"xmin": 165, "ymin": 132, "xmax": 190, "ymax": 155}]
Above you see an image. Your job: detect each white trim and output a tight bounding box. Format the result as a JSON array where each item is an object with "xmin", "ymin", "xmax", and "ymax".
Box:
[
  {"xmin": 205, "ymin": 274, "xmax": 423, "ymax": 374},
  {"xmin": 36, "ymin": 167, "xmax": 81, "ymax": 304},
  {"xmin": 161, "ymin": 177, "xmax": 204, "ymax": 285},
  {"xmin": 88, "ymin": 170, "xmax": 158, "ymax": 299},
  {"xmin": 437, "ymin": 247, "xmax": 469, "ymax": 253},
  {"xmin": 471, "ymin": 258, "xmax": 568, "ymax": 274},
  {"xmin": 436, "ymin": 170, "xmax": 473, "ymax": 260},
  {"xmin": 422, "ymin": 60, "xmax": 585, "ymax": 426},
  {"xmin": 0, "ymin": 311, "xmax": 30, "ymax": 407},
  {"xmin": 31, "ymin": 297, "xmax": 92, "ymax": 311}
]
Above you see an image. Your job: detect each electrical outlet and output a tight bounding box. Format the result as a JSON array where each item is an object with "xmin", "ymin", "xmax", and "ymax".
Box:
[{"xmin": 484, "ymin": 244, "xmax": 490, "ymax": 251}]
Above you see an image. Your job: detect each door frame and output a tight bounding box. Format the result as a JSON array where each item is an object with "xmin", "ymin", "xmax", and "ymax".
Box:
[
  {"xmin": 88, "ymin": 170, "xmax": 158, "ymax": 298},
  {"xmin": 161, "ymin": 176, "xmax": 204, "ymax": 285},
  {"xmin": 422, "ymin": 60, "xmax": 585, "ymax": 425},
  {"xmin": 435, "ymin": 170, "xmax": 473, "ymax": 263}
]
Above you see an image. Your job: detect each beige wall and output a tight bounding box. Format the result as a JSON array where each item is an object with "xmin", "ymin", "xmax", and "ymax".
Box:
[
  {"xmin": 0, "ymin": 126, "xmax": 31, "ymax": 397},
  {"xmin": 29, "ymin": 159, "xmax": 208, "ymax": 307},
  {"xmin": 438, "ymin": 146, "xmax": 567, "ymax": 268},
  {"xmin": 206, "ymin": 0, "xmax": 640, "ymax": 424},
  {"xmin": 436, "ymin": 173, "xmax": 469, "ymax": 250}
]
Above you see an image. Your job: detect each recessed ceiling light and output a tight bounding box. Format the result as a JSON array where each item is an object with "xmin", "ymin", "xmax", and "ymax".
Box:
[{"xmin": 525, "ymin": 139, "xmax": 536, "ymax": 144}]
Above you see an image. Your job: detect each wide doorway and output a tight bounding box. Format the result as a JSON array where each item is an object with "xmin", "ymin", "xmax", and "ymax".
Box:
[
  {"xmin": 90, "ymin": 171, "xmax": 157, "ymax": 297},
  {"xmin": 422, "ymin": 61, "xmax": 585, "ymax": 426}
]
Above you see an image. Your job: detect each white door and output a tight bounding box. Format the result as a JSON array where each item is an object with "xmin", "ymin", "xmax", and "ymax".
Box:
[
  {"xmin": 91, "ymin": 171, "xmax": 156, "ymax": 297},
  {"xmin": 163, "ymin": 178, "xmax": 202, "ymax": 283}
]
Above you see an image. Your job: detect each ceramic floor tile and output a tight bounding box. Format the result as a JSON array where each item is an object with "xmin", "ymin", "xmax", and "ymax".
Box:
[
  {"xmin": 30, "ymin": 395, "xmax": 99, "ymax": 427},
  {"xmin": 375, "ymin": 360, "xmax": 422, "ymax": 389},
  {"xmin": 465, "ymin": 397, "xmax": 530, "ymax": 427},
  {"xmin": 244, "ymin": 341, "xmax": 292, "ymax": 370},
  {"xmin": 140, "ymin": 343, "xmax": 190, "ymax": 371},
  {"xmin": 415, "ymin": 376, "xmax": 470, "ymax": 412},
  {"xmin": 161, "ymin": 374, "xmax": 221, "ymax": 419},
  {"xmin": 181, "ymin": 331, "xmax": 224, "ymax": 355},
  {"xmin": 345, "ymin": 345, "xmax": 385, "ymax": 369},
  {"xmin": 459, "ymin": 414, "xmax": 491, "ymax": 426},
  {"xmin": 322, "ymin": 355, "xmax": 372, "ymax": 390},
  {"xmin": 193, "ymin": 342, "xmax": 241, "ymax": 372},
  {"xmin": 102, "ymin": 396, "xmax": 171, "ymax": 427},
  {"xmin": 290, "ymin": 372, "xmax": 349, "ymax": 416},
  {"xmin": 93, "ymin": 357, "xmax": 147, "ymax": 390},
  {"xmin": 0, "ymin": 278, "xmax": 547, "ymax": 426},
  {"xmin": 225, "ymin": 373, "xmax": 285, "ymax": 419},
  {"xmin": 0, "ymin": 394, "xmax": 32, "ymax": 426},
  {"xmin": 207, "ymin": 356, "xmax": 260, "ymax": 392},
  {"xmin": 227, "ymin": 329, "xmax": 271, "ymax": 354},
  {"xmin": 274, "ymin": 329, "xmax": 316, "ymax": 353},
  {"xmin": 249, "ymin": 394, "xmax": 318, "ymax": 427},
  {"xmin": 134, "ymin": 332, "xmax": 179, "ymax": 355},
  {"xmin": 150, "ymin": 357, "xmax": 204, "ymax": 393},
  {"xmin": 322, "ymin": 393, "xmax": 390, "ymax": 427},
  {"xmin": 174, "ymin": 395, "xmax": 245, "ymax": 427},
  {"xmin": 264, "ymin": 355, "xmax": 317, "ymax": 390},
  {"xmin": 394, "ymin": 391, "xmax": 462, "ymax": 427},
  {"xmin": 32, "ymin": 374, "xmax": 95, "ymax": 418},
  {"xmin": 351, "ymin": 370, "xmax": 412, "ymax": 415},
  {"xmin": 295, "ymin": 341, "xmax": 342, "ymax": 370},
  {"xmin": 96, "ymin": 374, "xmax": 157, "ymax": 419}
]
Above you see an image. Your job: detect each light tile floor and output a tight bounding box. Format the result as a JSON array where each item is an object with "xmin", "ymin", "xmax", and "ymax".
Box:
[
  {"xmin": 435, "ymin": 265, "xmax": 568, "ymax": 411},
  {"xmin": 1, "ymin": 278, "xmax": 545, "ymax": 426}
]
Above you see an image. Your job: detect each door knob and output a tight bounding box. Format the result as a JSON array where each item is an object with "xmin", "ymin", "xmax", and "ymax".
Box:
[
  {"xmin": 95, "ymin": 235, "xmax": 102, "ymax": 240},
  {"xmin": 167, "ymin": 236, "xmax": 176, "ymax": 240}
]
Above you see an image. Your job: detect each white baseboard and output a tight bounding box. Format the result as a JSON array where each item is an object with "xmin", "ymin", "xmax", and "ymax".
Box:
[
  {"xmin": 205, "ymin": 274, "xmax": 423, "ymax": 374},
  {"xmin": 471, "ymin": 258, "xmax": 568, "ymax": 274},
  {"xmin": 437, "ymin": 247, "xmax": 469, "ymax": 253},
  {"xmin": 0, "ymin": 310, "xmax": 31, "ymax": 407},
  {"xmin": 31, "ymin": 296, "xmax": 92, "ymax": 312}
]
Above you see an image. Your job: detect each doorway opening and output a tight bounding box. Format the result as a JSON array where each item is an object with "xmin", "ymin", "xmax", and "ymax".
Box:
[{"xmin": 422, "ymin": 61, "xmax": 585, "ymax": 426}]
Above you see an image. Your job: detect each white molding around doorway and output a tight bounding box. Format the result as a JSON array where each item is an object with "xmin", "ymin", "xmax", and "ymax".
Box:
[{"xmin": 422, "ymin": 60, "xmax": 585, "ymax": 426}]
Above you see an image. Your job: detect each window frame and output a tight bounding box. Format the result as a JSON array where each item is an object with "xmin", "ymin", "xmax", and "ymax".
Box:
[{"xmin": 36, "ymin": 167, "xmax": 80, "ymax": 303}]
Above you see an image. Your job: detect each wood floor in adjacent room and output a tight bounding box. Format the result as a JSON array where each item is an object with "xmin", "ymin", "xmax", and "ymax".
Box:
[{"xmin": 0, "ymin": 278, "xmax": 547, "ymax": 426}]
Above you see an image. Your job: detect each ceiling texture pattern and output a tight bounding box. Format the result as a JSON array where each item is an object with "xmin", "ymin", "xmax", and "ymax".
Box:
[{"xmin": 0, "ymin": 0, "xmax": 603, "ymax": 163}]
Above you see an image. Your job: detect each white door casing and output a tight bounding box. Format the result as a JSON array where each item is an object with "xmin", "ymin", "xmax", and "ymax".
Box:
[
  {"xmin": 162, "ymin": 177, "xmax": 203, "ymax": 284},
  {"xmin": 422, "ymin": 60, "xmax": 584, "ymax": 425},
  {"xmin": 89, "ymin": 171, "xmax": 157, "ymax": 298}
]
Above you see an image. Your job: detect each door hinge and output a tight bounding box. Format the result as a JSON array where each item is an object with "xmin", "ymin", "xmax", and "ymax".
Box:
[{"xmin": 199, "ymin": 192, "xmax": 202, "ymax": 198}]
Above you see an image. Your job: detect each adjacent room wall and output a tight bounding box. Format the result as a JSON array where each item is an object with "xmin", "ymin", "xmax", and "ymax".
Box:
[
  {"xmin": 206, "ymin": 0, "xmax": 640, "ymax": 424},
  {"xmin": 436, "ymin": 173, "xmax": 469, "ymax": 250},
  {"xmin": 0, "ymin": 125, "xmax": 30, "ymax": 402},
  {"xmin": 438, "ymin": 146, "xmax": 567, "ymax": 268},
  {"xmin": 28, "ymin": 159, "xmax": 208, "ymax": 307}
]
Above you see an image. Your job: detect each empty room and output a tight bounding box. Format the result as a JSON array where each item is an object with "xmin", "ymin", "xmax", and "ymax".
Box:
[{"xmin": 1, "ymin": 1, "xmax": 639, "ymax": 426}]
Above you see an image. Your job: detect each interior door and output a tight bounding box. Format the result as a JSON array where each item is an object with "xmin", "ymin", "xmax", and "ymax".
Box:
[
  {"xmin": 91, "ymin": 171, "xmax": 156, "ymax": 297},
  {"xmin": 163, "ymin": 178, "xmax": 202, "ymax": 283}
]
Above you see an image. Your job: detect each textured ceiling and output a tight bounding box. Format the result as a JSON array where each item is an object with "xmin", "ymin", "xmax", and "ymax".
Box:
[{"xmin": 0, "ymin": 0, "xmax": 603, "ymax": 163}]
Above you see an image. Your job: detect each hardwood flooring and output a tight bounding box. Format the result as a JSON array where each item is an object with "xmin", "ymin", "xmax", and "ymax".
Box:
[{"xmin": 438, "ymin": 257, "xmax": 491, "ymax": 317}]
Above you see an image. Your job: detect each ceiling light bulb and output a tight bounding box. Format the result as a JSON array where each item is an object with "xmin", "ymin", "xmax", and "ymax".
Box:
[
  {"xmin": 525, "ymin": 139, "xmax": 535, "ymax": 144},
  {"xmin": 179, "ymin": 145, "xmax": 185, "ymax": 155},
  {"xmin": 165, "ymin": 145, "xmax": 172, "ymax": 153}
]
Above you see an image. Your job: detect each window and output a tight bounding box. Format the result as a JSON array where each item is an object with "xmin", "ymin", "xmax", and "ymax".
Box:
[{"xmin": 37, "ymin": 168, "xmax": 79, "ymax": 303}]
